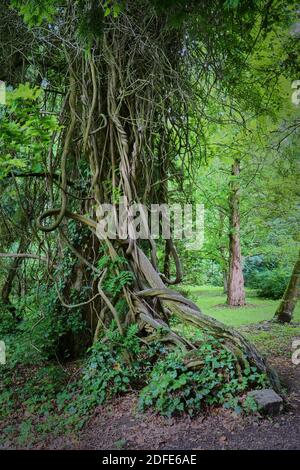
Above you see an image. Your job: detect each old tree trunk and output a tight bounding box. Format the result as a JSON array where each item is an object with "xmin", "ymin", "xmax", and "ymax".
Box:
[{"xmin": 11, "ymin": 2, "xmax": 278, "ymax": 390}]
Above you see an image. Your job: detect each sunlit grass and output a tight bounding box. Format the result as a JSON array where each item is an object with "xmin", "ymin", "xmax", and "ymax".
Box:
[
  {"xmin": 181, "ymin": 285, "xmax": 300, "ymax": 327},
  {"xmin": 173, "ymin": 285, "xmax": 300, "ymax": 358}
]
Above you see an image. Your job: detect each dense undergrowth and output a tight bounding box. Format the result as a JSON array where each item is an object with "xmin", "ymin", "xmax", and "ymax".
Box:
[
  {"xmin": 2, "ymin": 284, "xmax": 299, "ymax": 447},
  {"xmin": 0, "ymin": 302, "xmax": 269, "ymax": 447}
]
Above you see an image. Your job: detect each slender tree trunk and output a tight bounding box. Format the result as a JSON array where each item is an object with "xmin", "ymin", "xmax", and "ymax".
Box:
[
  {"xmin": 223, "ymin": 270, "xmax": 228, "ymax": 294},
  {"xmin": 227, "ymin": 159, "xmax": 245, "ymax": 306},
  {"xmin": 274, "ymin": 249, "xmax": 300, "ymax": 323},
  {"xmin": 1, "ymin": 237, "xmax": 29, "ymax": 321}
]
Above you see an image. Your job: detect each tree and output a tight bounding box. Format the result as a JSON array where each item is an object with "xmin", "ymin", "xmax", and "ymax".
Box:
[
  {"xmin": 2, "ymin": 0, "xmax": 298, "ymax": 387},
  {"xmin": 274, "ymin": 249, "xmax": 300, "ymax": 323},
  {"xmin": 227, "ymin": 158, "xmax": 245, "ymax": 306}
]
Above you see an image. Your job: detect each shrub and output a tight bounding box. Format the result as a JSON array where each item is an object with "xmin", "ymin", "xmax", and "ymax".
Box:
[
  {"xmin": 253, "ymin": 268, "xmax": 289, "ymax": 300},
  {"xmin": 244, "ymin": 255, "xmax": 276, "ymax": 288}
]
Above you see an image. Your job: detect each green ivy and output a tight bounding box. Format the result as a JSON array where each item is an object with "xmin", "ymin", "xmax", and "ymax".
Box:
[{"xmin": 139, "ymin": 340, "xmax": 268, "ymax": 417}]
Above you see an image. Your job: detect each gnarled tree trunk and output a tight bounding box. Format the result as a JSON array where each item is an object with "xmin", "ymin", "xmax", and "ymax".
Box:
[{"xmin": 32, "ymin": 1, "xmax": 278, "ymax": 390}]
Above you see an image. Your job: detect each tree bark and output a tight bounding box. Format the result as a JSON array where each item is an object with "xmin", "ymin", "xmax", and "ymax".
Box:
[
  {"xmin": 227, "ymin": 159, "xmax": 245, "ymax": 306},
  {"xmin": 274, "ymin": 249, "xmax": 300, "ymax": 323}
]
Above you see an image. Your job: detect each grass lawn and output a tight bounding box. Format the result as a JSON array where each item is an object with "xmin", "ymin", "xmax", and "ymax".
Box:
[
  {"xmin": 182, "ymin": 285, "xmax": 300, "ymax": 327},
  {"xmin": 177, "ymin": 285, "xmax": 300, "ymax": 357}
]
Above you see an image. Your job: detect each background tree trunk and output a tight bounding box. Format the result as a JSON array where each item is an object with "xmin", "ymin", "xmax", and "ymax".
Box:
[
  {"xmin": 1, "ymin": 236, "xmax": 29, "ymax": 321},
  {"xmin": 274, "ymin": 249, "xmax": 300, "ymax": 323},
  {"xmin": 227, "ymin": 159, "xmax": 245, "ymax": 306},
  {"xmin": 223, "ymin": 270, "xmax": 228, "ymax": 294}
]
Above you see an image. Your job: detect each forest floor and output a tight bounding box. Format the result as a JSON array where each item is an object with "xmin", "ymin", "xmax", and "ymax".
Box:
[
  {"xmin": 1, "ymin": 287, "xmax": 300, "ymax": 450},
  {"xmin": 47, "ymin": 355, "xmax": 300, "ymax": 450}
]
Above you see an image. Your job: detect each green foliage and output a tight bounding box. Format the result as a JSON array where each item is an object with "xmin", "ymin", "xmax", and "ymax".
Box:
[
  {"xmin": 0, "ymin": 307, "xmax": 17, "ymax": 335},
  {"xmin": 78, "ymin": 324, "xmax": 141, "ymax": 407},
  {"xmin": 103, "ymin": 0, "xmax": 123, "ymax": 18},
  {"xmin": 12, "ymin": 0, "xmax": 59, "ymax": 26},
  {"xmin": 17, "ymin": 420, "xmax": 34, "ymax": 446},
  {"xmin": 46, "ymin": 323, "xmax": 159, "ymax": 426},
  {"xmin": 244, "ymin": 256, "xmax": 292, "ymax": 299},
  {"xmin": 139, "ymin": 339, "xmax": 268, "ymax": 417},
  {"xmin": 0, "ymin": 83, "xmax": 60, "ymax": 178},
  {"xmin": 22, "ymin": 365, "xmax": 67, "ymax": 401},
  {"xmin": 223, "ymin": 394, "xmax": 259, "ymax": 415},
  {"xmin": 1, "ymin": 302, "xmax": 47, "ymax": 368},
  {"xmin": 0, "ymin": 303, "xmax": 281, "ymax": 447},
  {"xmin": 97, "ymin": 252, "xmax": 134, "ymax": 297},
  {"xmin": 13, "ymin": 0, "xmax": 124, "ymax": 47},
  {"xmin": 244, "ymin": 255, "xmax": 276, "ymax": 287},
  {"xmin": 1, "ymin": 0, "xmax": 299, "ymax": 447},
  {"xmin": 224, "ymin": 0, "xmax": 241, "ymax": 8},
  {"xmin": 0, "ymin": 363, "xmax": 68, "ymax": 421},
  {"xmin": 0, "ymin": 323, "xmax": 150, "ymax": 444},
  {"xmin": 77, "ymin": 0, "xmax": 105, "ymax": 46},
  {"xmin": 253, "ymin": 268, "xmax": 289, "ymax": 300},
  {"xmin": 0, "ymin": 280, "xmax": 89, "ymax": 367},
  {"xmin": 36, "ymin": 288, "xmax": 88, "ymax": 359}
]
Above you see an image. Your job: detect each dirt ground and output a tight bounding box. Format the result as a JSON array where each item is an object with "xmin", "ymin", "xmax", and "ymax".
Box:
[{"xmin": 42, "ymin": 357, "xmax": 300, "ymax": 450}]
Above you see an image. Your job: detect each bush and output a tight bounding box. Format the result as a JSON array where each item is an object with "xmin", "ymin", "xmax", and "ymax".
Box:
[
  {"xmin": 244, "ymin": 255, "xmax": 277, "ymax": 288},
  {"xmin": 252, "ymin": 268, "xmax": 289, "ymax": 300},
  {"xmin": 139, "ymin": 339, "xmax": 268, "ymax": 416}
]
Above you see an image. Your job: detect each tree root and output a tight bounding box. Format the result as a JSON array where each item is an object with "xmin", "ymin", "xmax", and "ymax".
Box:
[{"xmin": 131, "ymin": 246, "xmax": 281, "ymax": 392}]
